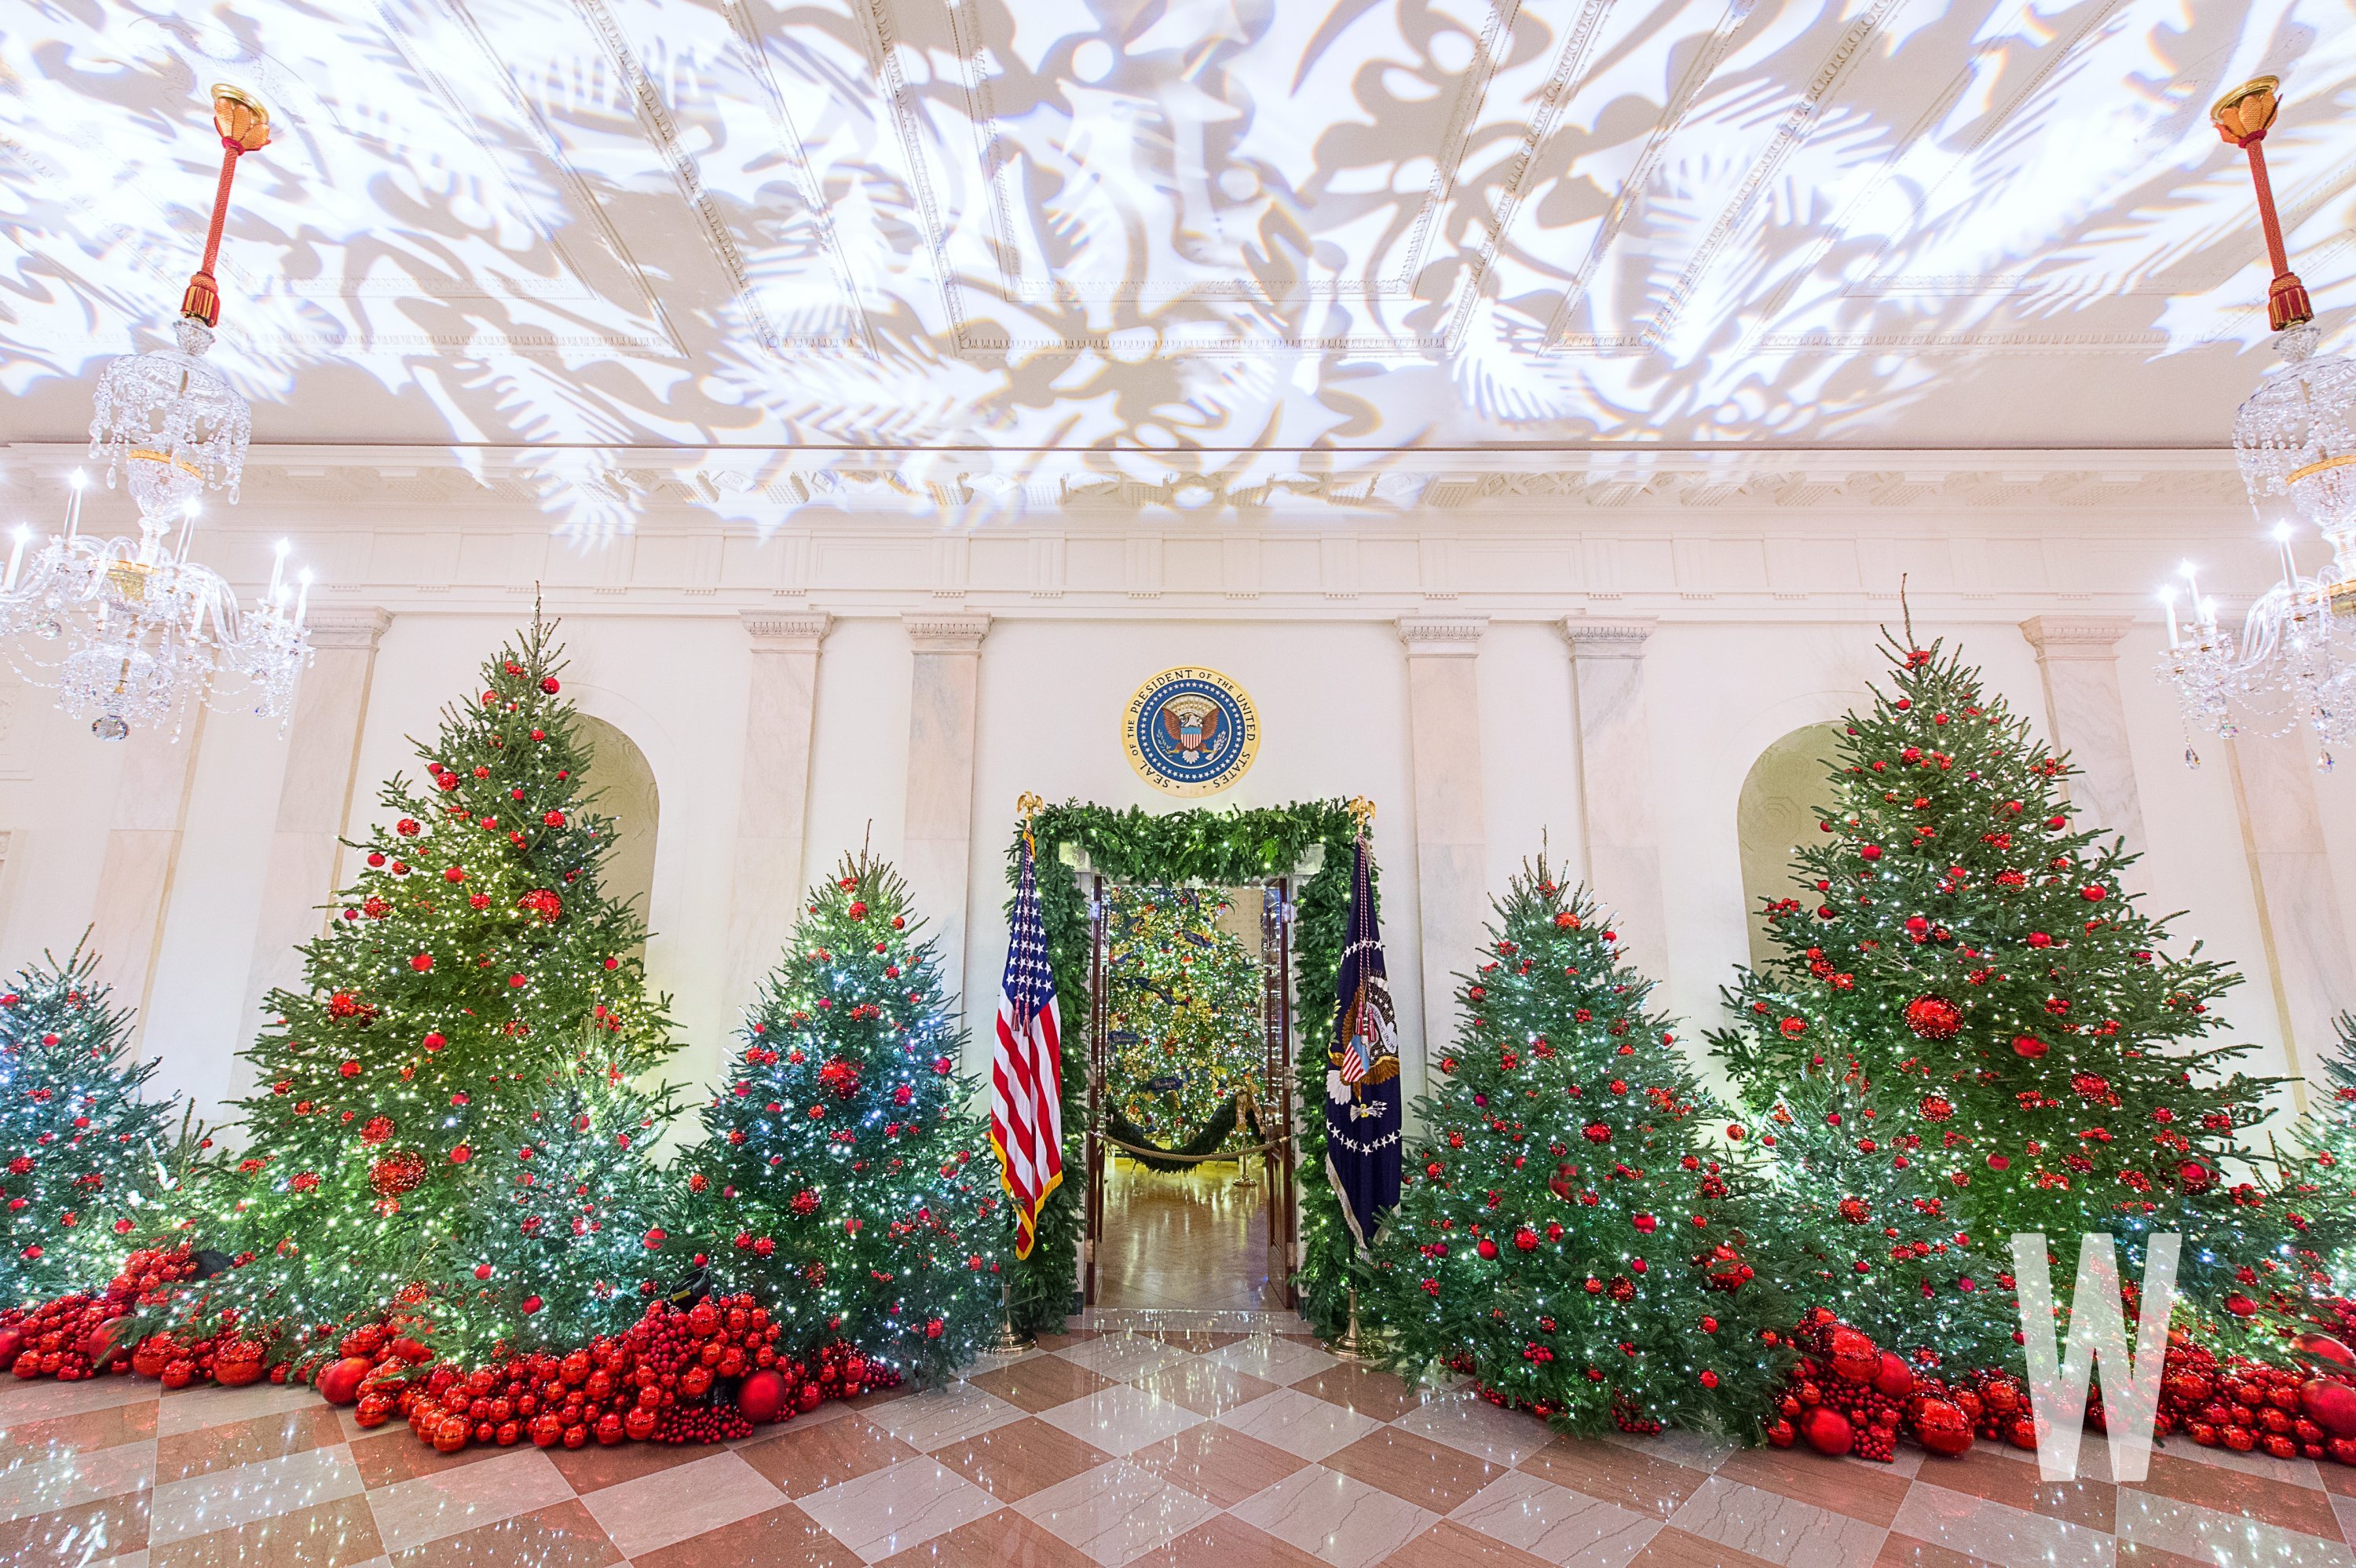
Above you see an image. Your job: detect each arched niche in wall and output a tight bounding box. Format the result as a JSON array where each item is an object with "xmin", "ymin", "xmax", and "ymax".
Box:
[
  {"xmin": 1736, "ymin": 725, "xmax": 1843, "ymax": 970},
  {"xmin": 575, "ymin": 714, "xmax": 659, "ymax": 961}
]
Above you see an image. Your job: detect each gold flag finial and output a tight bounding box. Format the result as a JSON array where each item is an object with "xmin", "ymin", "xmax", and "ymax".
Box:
[
  {"xmin": 1016, "ymin": 792, "xmax": 1043, "ymax": 822},
  {"xmin": 1346, "ymin": 795, "xmax": 1376, "ymax": 832}
]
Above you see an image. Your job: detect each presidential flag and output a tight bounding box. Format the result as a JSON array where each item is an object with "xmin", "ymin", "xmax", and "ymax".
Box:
[
  {"xmin": 991, "ymin": 837, "xmax": 1065, "ymax": 1259},
  {"xmin": 1324, "ymin": 832, "xmax": 1399, "ymax": 1250}
]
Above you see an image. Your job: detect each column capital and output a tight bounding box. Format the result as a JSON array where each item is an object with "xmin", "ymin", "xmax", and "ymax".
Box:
[
  {"xmin": 1561, "ymin": 616, "xmax": 1657, "ymax": 660},
  {"xmin": 1396, "ymin": 615, "xmax": 1487, "ymax": 655},
  {"xmin": 741, "ymin": 610, "xmax": 832, "ymax": 653},
  {"xmin": 302, "ymin": 606, "xmax": 392, "ymax": 652},
  {"xmin": 903, "ymin": 611, "xmax": 991, "ymax": 653},
  {"xmin": 2020, "ymin": 614, "xmax": 2135, "ymax": 660}
]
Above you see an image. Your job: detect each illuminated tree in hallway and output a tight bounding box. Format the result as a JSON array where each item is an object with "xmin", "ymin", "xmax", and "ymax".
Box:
[
  {"xmin": 148, "ymin": 616, "xmax": 686, "ymax": 1366},
  {"xmin": 0, "ymin": 945, "xmax": 186, "ymax": 1307},
  {"xmin": 675, "ymin": 854, "xmax": 1004, "ymax": 1384},
  {"xmin": 1103, "ymin": 885, "xmax": 1262, "ymax": 1148},
  {"xmin": 1369, "ymin": 864, "xmax": 1777, "ymax": 1434}
]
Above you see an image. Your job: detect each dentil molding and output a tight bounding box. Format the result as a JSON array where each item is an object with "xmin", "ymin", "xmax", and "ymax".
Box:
[
  {"xmin": 1397, "ymin": 616, "xmax": 1489, "ymax": 653},
  {"xmin": 2019, "ymin": 614, "xmax": 2137, "ymax": 658},
  {"xmin": 1562, "ymin": 617, "xmax": 1658, "ymax": 658},
  {"xmin": 902, "ymin": 612, "xmax": 991, "ymax": 653},
  {"xmin": 741, "ymin": 611, "xmax": 832, "ymax": 652}
]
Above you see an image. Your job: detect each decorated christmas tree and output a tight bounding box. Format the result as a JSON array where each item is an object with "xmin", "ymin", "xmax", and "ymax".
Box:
[
  {"xmin": 675, "ymin": 853, "xmax": 1003, "ymax": 1385},
  {"xmin": 0, "ymin": 944, "xmax": 188, "ymax": 1307},
  {"xmin": 2266, "ymin": 1015, "xmax": 2356, "ymax": 1293},
  {"xmin": 1103, "ymin": 884, "xmax": 1262, "ymax": 1150},
  {"xmin": 1743, "ymin": 1069, "xmax": 2018, "ymax": 1380},
  {"xmin": 1714, "ymin": 633, "xmax": 2288, "ymax": 1363},
  {"xmin": 1366, "ymin": 864, "xmax": 1776, "ymax": 1435},
  {"xmin": 145, "ymin": 616, "xmax": 686, "ymax": 1369}
]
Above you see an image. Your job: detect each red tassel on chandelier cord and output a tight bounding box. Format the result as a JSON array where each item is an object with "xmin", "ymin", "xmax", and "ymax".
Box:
[
  {"xmin": 179, "ymin": 86, "xmax": 273, "ymax": 330},
  {"xmin": 2211, "ymin": 76, "xmax": 2314, "ymax": 334}
]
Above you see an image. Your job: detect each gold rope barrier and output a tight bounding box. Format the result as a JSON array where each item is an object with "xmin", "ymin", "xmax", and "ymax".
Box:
[{"xmin": 1089, "ymin": 1128, "xmax": 1293, "ymax": 1164}]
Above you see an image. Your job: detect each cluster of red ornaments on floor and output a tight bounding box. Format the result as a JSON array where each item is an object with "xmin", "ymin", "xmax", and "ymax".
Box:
[
  {"xmin": 1762, "ymin": 1305, "xmax": 2356, "ymax": 1467},
  {"xmin": 18, "ymin": 1251, "xmax": 2356, "ymax": 1470},
  {"xmin": 0, "ymin": 1245, "xmax": 891, "ymax": 1455}
]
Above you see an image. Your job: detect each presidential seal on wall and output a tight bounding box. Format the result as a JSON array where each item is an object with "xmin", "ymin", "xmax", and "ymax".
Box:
[{"xmin": 1123, "ymin": 667, "xmax": 1259, "ymax": 797}]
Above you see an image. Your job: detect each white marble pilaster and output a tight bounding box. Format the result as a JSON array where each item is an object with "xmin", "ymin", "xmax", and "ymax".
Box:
[
  {"xmin": 1398, "ymin": 616, "xmax": 1489, "ymax": 1086},
  {"xmin": 1563, "ymin": 618, "xmax": 1667, "ymax": 986},
  {"xmin": 236, "ymin": 608, "xmax": 393, "ymax": 1033},
  {"xmin": 725, "ymin": 612, "xmax": 832, "ymax": 1010},
  {"xmin": 90, "ymin": 714, "xmax": 210, "ymax": 1016},
  {"xmin": 2020, "ymin": 615, "xmax": 2147, "ymax": 861},
  {"xmin": 2227, "ymin": 730, "xmax": 2355, "ymax": 1099},
  {"xmin": 902, "ymin": 612, "xmax": 991, "ymax": 1010}
]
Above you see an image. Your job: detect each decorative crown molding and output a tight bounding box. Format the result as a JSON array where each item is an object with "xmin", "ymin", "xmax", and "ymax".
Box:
[
  {"xmin": 1562, "ymin": 616, "xmax": 1657, "ymax": 658},
  {"xmin": 902, "ymin": 611, "xmax": 991, "ymax": 652},
  {"xmin": 302, "ymin": 607, "xmax": 393, "ymax": 652},
  {"xmin": 1396, "ymin": 615, "xmax": 1488, "ymax": 653},
  {"xmin": 2019, "ymin": 614, "xmax": 2138, "ymax": 658},
  {"xmin": 741, "ymin": 610, "xmax": 832, "ymax": 652}
]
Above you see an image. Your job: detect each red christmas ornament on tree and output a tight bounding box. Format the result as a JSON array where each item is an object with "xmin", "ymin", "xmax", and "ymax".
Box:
[
  {"xmin": 1903, "ymin": 996, "xmax": 1963, "ymax": 1040},
  {"xmin": 370, "ymin": 1150, "xmax": 426, "ymax": 1197}
]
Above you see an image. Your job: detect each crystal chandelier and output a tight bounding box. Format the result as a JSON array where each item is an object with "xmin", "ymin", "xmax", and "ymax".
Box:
[
  {"xmin": 2158, "ymin": 77, "xmax": 2356, "ymax": 771},
  {"xmin": 0, "ymin": 86, "xmax": 311, "ymax": 742}
]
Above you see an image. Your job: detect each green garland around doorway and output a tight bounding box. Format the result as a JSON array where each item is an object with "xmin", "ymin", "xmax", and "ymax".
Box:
[{"xmin": 1000, "ymin": 799, "xmax": 1376, "ymax": 1340}]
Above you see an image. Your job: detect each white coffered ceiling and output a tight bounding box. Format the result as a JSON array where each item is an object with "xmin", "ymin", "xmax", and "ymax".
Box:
[{"xmin": 0, "ymin": 0, "xmax": 2352, "ymax": 465}]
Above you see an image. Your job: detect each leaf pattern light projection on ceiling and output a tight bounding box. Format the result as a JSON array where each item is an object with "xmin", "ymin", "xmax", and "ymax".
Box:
[{"xmin": 0, "ymin": 0, "xmax": 2351, "ymax": 475}]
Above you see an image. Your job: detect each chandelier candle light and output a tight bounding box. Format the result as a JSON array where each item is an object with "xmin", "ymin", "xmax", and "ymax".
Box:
[
  {"xmin": 2159, "ymin": 76, "xmax": 2356, "ymax": 770},
  {"xmin": 0, "ymin": 85, "xmax": 310, "ymax": 741}
]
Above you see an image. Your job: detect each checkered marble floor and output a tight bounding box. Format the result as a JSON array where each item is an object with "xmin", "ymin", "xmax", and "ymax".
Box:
[{"xmin": 7, "ymin": 1308, "xmax": 2356, "ymax": 1568}]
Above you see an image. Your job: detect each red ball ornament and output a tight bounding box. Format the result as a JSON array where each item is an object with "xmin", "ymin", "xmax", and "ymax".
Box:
[
  {"xmin": 2012, "ymin": 1034, "xmax": 2050, "ymax": 1059},
  {"xmin": 2177, "ymin": 1160, "xmax": 2211, "ymax": 1192},
  {"xmin": 369, "ymin": 1150, "xmax": 426, "ymax": 1198},
  {"xmin": 2301, "ymin": 1379, "xmax": 2356, "ymax": 1438},
  {"xmin": 737, "ymin": 1369, "xmax": 788, "ymax": 1424},
  {"xmin": 540, "ymin": 676, "xmax": 561, "ymax": 694},
  {"xmin": 411, "ymin": 953, "xmax": 434, "ymax": 972},
  {"xmin": 1827, "ymin": 1326, "xmax": 1880, "ymax": 1384},
  {"xmin": 1798, "ymin": 1405, "xmax": 1853, "ymax": 1457},
  {"xmin": 316, "ymin": 1357, "xmax": 375, "ymax": 1405},
  {"xmin": 1872, "ymin": 1352, "xmax": 1915, "ymax": 1400},
  {"xmin": 1914, "ymin": 1398, "xmax": 1973, "ymax": 1457},
  {"xmin": 2296, "ymin": 1333, "xmax": 2356, "ymax": 1369},
  {"xmin": 1904, "ymin": 996, "xmax": 1963, "ymax": 1040}
]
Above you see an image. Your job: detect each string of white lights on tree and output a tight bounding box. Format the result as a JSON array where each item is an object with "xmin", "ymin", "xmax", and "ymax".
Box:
[
  {"xmin": 0, "ymin": 85, "xmax": 311, "ymax": 742},
  {"xmin": 2159, "ymin": 77, "xmax": 2356, "ymax": 770}
]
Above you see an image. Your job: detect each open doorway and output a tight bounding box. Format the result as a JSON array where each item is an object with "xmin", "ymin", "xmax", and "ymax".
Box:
[{"xmin": 1088, "ymin": 882, "xmax": 1291, "ymax": 1310}]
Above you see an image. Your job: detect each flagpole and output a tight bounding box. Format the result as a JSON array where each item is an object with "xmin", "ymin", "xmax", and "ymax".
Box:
[{"xmin": 1331, "ymin": 796, "xmax": 1377, "ymax": 1363}]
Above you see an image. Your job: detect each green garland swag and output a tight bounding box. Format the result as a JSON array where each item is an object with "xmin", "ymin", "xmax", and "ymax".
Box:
[
  {"xmin": 1001, "ymin": 799, "xmax": 1376, "ymax": 1340},
  {"xmin": 1105, "ymin": 1092, "xmax": 1261, "ymax": 1174}
]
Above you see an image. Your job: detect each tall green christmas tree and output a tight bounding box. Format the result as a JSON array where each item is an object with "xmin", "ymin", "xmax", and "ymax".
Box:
[
  {"xmin": 1103, "ymin": 885, "xmax": 1262, "ymax": 1149},
  {"xmin": 0, "ymin": 944, "xmax": 187, "ymax": 1307},
  {"xmin": 1743, "ymin": 1069, "xmax": 2018, "ymax": 1378},
  {"xmin": 675, "ymin": 854, "xmax": 1003, "ymax": 1385},
  {"xmin": 1714, "ymin": 634, "xmax": 2288, "ymax": 1361},
  {"xmin": 1366, "ymin": 864, "xmax": 1776, "ymax": 1434},
  {"xmin": 148, "ymin": 617, "xmax": 686, "ymax": 1367}
]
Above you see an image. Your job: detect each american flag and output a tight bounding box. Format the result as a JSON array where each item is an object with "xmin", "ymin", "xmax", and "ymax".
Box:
[{"xmin": 991, "ymin": 839, "xmax": 1064, "ymax": 1259}]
